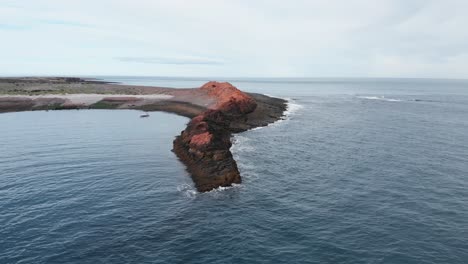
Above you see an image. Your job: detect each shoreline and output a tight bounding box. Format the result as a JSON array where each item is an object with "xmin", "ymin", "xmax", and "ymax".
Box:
[
  {"xmin": 171, "ymin": 82, "xmax": 286, "ymax": 191},
  {"xmin": 0, "ymin": 77, "xmax": 287, "ymax": 128},
  {"xmin": 0, "ymin": 93, "xmax": 174, "ymax": 105},
  {"xmin": 0, "ymin": 77, "xmax": 287, "ymax": 192}
]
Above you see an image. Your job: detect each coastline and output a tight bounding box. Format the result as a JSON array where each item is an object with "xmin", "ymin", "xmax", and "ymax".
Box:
[
  {"xmin": 179, "ymin": 98, "xmax": 301, "ymax": 194},
  {"xmin": 171, "ymin": 82, "xmax": 287, "ymax": 192},
  {"xmin": 0, "ymin": 77, "xmax": 287, "ymax": 192}
]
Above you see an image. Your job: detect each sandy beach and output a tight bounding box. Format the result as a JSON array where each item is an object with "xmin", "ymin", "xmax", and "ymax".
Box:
[
  {"xmin": 0, "ymin": 78, "xmax": 285, "ymax": 127},
  {"xmin": 0, "ymin": 94, "xmax": 174, "ymax": 105}
]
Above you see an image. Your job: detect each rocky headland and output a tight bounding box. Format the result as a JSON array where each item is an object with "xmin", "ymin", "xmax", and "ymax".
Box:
[
  {"xmin": 173, "ymin": 82, "xmax": 258, "ymax": 192},
  {"xmin": 0, "ymin": 77, "xmax": 287, "ymax": 192}
]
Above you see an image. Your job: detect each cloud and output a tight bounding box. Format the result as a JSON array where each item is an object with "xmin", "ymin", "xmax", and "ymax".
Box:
[
  {"xmin": 39, "ymin": 19, "xmax": 91, "ymax": 28},
  {"xmin": 0, "ymin": 0, "xmax": 467, "ymax": 78},
  {"xmin": 115, "ymin": 56, "xmax": 224, "ymax": 65},
  {"xmin": 0, "ymin": 23, "xmax": 29, "ymax": 31}
]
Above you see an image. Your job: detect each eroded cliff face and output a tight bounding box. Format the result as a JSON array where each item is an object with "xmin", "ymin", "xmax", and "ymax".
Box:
[{"xmin": 173, "ymin": 82, "xmax": 257, "ymax": 192}]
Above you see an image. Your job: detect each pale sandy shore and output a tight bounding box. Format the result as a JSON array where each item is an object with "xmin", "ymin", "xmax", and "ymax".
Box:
[
  {"xmin": 0, "ymin": 94, "xmax": 173, "ymax": 105},
  {"xmin": 0, "ymin": 77, "xmax": 287, "ymax": 128}
]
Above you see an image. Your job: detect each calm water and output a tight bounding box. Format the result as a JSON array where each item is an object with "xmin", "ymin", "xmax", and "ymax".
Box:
[{"xmin": 1, "ymin": 77, "xmax": 468, "ymax": 263}]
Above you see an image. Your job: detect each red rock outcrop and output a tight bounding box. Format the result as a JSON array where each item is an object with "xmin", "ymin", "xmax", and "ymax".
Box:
[
  {"xmin": 173, "ymin": 82, "xmax": 257, "ymax": 192},
  {"xmin": 200, "ymin": 82, "xmax": 257, "ymax": 114}
]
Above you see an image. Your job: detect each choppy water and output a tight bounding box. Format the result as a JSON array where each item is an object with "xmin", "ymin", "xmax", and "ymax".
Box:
[{"xmin": 1, "ymin": 77, "xmax": 468, "ymax": 263}]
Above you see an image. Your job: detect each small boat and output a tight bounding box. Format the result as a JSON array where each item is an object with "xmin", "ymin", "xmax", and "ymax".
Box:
[{"xmin": 140, "ymin": 112, "xmax": 150, "ymax": 118}]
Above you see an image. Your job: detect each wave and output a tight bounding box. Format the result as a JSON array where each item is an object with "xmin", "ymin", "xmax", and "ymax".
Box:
[
  {"xmin": 205, "ymin": 183, "xmax": 241, "ymax": 193},
  {"xmin": 283, "ymin": 99, "xmax": 304, "ymax": 116},
  {"xmin": 231, "ymin": 135, "xmax": 255, "ymax": 153},
  {"xmin": 177, "ymin": 184, "xmax": 198, "ymax": 198},
  {"xmin": 177, "ymin": 183, "xmax": 242, "ymax": 198},
  {"xmin": 247, "ymin": 97, "xmax": 304, "ymax": 133},
  {"xmin": 262, "ymin": 94, "xmax": 303, "ymax": 117},
  {"xmin": 266, "ymin": 98, "xmax": 304, "ymax": 128},
  {"xmin": 229, "ymin": 96, "xmax": 303, "ymax": 191},
  {"xmin": 232, "ymin": 97, "xmax": 302, "ymax": 156},
  {"xmin": 357, "ymin": 96, "xmax": 402, "ymax": 102}
]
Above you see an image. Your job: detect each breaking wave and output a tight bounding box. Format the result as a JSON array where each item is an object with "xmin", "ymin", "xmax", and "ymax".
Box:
[
  {"xmin": 283, "ymin": 99, "xmax": 304, "ymax": 116},
  {"xmin": 177, "ymin": 184, "xmax": 198, "ymax": 198},
  {"xmin": 248, "ymin": 97, "xmax": 304, "ymax": 132},
  {"xmin": 357, "ymin": 96, "xmax": 402, "ymax": 102},
  {"xmin": 177, "ymin": 183, "xmax": 242, "ymax": 198},
  {"xmin": 231, "ymin": 135, "xmax": 255, "ymax": 152}
]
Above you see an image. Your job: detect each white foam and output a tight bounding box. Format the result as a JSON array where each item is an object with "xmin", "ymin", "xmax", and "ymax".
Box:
[
  {"xmin": 177, "ymin": 184, "xmax": 197, "ymax": 198},
  {"xmin": 205, "ymin": 183, "xmax": 241, "ymax": 193},
  {"xmin": 263, "ymin": 93, "xmax": 283, "ymax": 99},
  {"xmin": 265, "ymin": 98, "xmax": 303, "ymax": 128},
  {"xmin": 357, "ymin": 96, "xmax": 402, "ymax": 102},
  {"xmin": 260, "ymin": 95, "xmax": 304, "ymax": 117},
  {"xmin": 231, "ymin": 97, "xmax": 303, "ymax": 159},
  {"xmin": 177, "ymin": 182, "xmax": 242, "ymax": 198},
  {"xmin": 229, "ymin": 97, "xmax": 303, "ymax": 189},
  {"xmin": 249, "ymin": 126, "xmax": 264, "ymax": 131},
  {"xmin": 283, "ymin": 99, "xmax": 304, "ymax": 116},
  {"xmin": 231, "ymin": 135, "xmax": 255, "ymax": 153},
  {"xmin": 249, "ymin": 98, "xmax": 304, "ymax": 132}
]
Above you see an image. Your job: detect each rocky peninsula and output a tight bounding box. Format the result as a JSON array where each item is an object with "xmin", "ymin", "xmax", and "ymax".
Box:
[{"xmin": 0, "ymin": 77, "xmax": 287, "ymax": 192}]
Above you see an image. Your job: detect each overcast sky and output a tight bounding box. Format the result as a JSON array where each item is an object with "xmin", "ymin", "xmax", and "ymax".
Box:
[{"xmin": 1, "ymin": 0, "xmax": 467, "ymax": 78}]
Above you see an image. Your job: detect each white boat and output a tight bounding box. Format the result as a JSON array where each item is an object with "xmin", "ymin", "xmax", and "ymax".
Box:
[{"xmin": 140, "ymin": 112, "xmax": 150, "ymax": 118}]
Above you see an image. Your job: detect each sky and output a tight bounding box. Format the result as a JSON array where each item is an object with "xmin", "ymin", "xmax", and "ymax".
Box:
[{"xmin": 1, "ymin": 0, "xmax": 467, "ymax": 78}]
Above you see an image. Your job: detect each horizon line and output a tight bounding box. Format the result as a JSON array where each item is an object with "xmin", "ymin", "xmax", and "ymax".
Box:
[{"xmin": 1, "ymin": 75, "xmax": 468, "ymax": 82}]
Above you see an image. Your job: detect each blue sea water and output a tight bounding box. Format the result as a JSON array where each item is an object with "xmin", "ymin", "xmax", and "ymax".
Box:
[{"xmin": 1, "ymin": 77, "xmax": 468, "ymax": 263}]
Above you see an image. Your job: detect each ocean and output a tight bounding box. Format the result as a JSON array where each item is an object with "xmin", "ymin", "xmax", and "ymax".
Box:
[{"xmin": 1, "ymin": 77, "xmax": 468, "ymax": 263}]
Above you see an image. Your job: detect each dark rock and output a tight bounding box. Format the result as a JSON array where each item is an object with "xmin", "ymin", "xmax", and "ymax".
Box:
[{"xmin": 173, "ymin": 82, "xmax": 260, "ymax": 192}]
